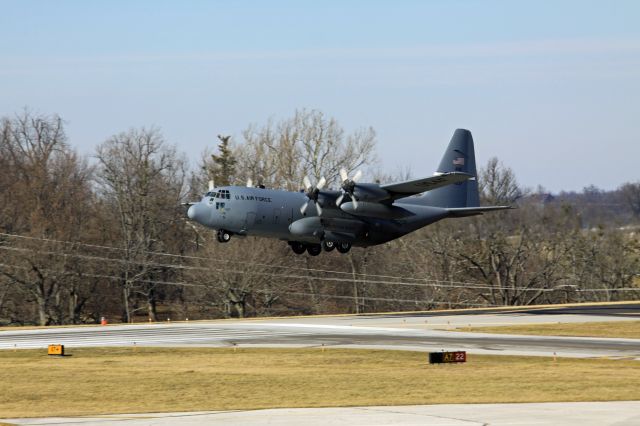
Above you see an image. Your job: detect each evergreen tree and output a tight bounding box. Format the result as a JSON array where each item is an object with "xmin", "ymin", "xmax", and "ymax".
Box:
[{"xmin": 210, "ymin": 134, "xmax": 237, "ymax": 186}]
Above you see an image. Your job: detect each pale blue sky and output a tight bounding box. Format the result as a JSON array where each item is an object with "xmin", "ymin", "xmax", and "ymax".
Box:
[{"xmin": 2, "ymin": 1, "xmax": 639, "ymax": 191}]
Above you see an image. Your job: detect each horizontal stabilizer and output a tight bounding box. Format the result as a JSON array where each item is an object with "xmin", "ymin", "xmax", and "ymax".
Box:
[{"xmin": 447, "ymin": 206, "xmax": 513, "ymax": 217}]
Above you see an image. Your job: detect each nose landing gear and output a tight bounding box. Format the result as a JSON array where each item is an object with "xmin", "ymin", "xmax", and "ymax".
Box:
[{"xmin": 217, "ymin": 229, "xmax": 232, "ymax": 243}]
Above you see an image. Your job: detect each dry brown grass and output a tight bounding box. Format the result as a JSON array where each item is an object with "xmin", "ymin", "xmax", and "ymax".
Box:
[
  {"xmin": 1, "ymin": 347, "xmax": 639, "ymax": 418},
  {"xmin": 461, "ymin": 320, "xmax": 640, "ymax": 339}
]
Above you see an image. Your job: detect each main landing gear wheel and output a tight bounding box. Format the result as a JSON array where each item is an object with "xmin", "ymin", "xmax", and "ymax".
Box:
[
  {"xmin": 217, "ymin": 229, "xmax": 232, "ymax": 243},
  {"xmin": 289, "ymin": 241, "xmax": 306, "ymax": 255},
  {"xmin": 306, "ymin": 244, "xmax": 322, "ymax": 256},
  {"xmin": 336, "ymin": 242, "xmax": 352, "ymax": 254},
  {"xmin": 322, "ymin": 241, "xmax": 336, "ymax": 252}
]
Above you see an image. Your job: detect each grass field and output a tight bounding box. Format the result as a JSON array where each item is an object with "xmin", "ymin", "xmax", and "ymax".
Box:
[
  {"xmin": 460, "ymin": 320, "xmax": 640, "ymax": 339},
  {"xmin": 1, "ymin": 347, "xmax": 639, "ymax": 418}
]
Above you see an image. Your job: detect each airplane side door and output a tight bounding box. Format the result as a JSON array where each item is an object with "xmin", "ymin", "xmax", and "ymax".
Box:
[{"xmin": 245, "ymin": 212, "xmax": 256, "ymax": 230}]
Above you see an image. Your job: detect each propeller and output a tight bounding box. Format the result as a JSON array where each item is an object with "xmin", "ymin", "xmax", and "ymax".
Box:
[
  {"xmin": 208, "ymin": 180, "xmax": 215, "ymax": 191},
  {"xmin": 300, "ymin": 175, "xmax": 326, "ymax": 215},
  {"xmin": 336, "ymin": 168, "xmax": 362, "ymax": 209},
  {"xmin": 246, "ymin": 178, "xmax": 253, "ymax": 187}
]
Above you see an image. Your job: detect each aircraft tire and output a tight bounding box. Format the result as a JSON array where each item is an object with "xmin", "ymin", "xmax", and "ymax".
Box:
[
  {"xmin": 306, "ymin": 244, "xmax": 322, "ymax": 256},
  {"xmin": 322, "ymin": 241, "xmax": 336, "ymax": 252},
  {"xmin": 336, "ymin": 242, "xmax": 351, "ymax": 254},
  {"xmin": 217, "ymin": 230, "xmax": 232, "ymax": 243},
  {"xmin": 290, "ymin": 242, "xmax": 306, "ymax": 255}
]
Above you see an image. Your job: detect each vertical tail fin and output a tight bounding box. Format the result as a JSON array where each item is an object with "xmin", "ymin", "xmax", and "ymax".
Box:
[{"xmin": 421, "ymin": 129, "xmax": 479, "ymax": 208}]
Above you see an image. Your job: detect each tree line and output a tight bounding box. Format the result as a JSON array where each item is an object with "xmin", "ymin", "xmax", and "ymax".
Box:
[{"xmin": 0, "ymin": 109, "xmax": 638, "ymax": 325}]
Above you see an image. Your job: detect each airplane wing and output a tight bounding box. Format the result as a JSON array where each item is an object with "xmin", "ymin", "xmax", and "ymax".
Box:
[{"xmin": 380, "ymin": 172, "xmax": 474, "ymax": 200}]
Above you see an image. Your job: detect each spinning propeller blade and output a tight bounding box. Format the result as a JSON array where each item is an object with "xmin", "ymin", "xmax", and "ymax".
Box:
[
  {"xmin": 300, "ymin": 175, "xmax": 326, "ymax": 216},
  {"xmin": 340, "ymin": 168, "xmax": 349, "ymax": 182},
  {"xmin": 336, "ymin": 169, "xmax": 362, "ymax": 207}
]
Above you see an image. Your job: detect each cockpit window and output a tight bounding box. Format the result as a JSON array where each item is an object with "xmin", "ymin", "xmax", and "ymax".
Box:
[{"xmin": 217, "ymin": 189, "xmax": 230, "ymax": 199}]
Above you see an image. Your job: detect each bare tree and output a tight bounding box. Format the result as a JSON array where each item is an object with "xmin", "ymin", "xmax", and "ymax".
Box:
[
  {"xmin": 95, "ymin": 127, "xmax": 188, "ymax": 322},
  {"xmin": 479, "ymin": 157, "xmax": 524, "ymax": 205},
  {"xmin": 0, "ymin": 111, "xmax": 96, "ymax": 325},
  {"xmin": 233, "ymin": 109, "xmax": 377, "ymax": 190}
]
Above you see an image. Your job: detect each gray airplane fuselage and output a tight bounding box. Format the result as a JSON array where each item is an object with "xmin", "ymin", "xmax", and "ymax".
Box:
[{"xmin": 187, "ymin": 186, "xmax": 448, "ymax": 247}]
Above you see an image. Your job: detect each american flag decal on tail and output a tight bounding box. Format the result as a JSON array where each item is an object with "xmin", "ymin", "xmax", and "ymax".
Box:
[{"xmin": 453, "ymin": 157, "xmax": 465, "ymax": 166}]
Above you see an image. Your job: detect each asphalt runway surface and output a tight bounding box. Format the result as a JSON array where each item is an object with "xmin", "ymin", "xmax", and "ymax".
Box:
[
  {"xmin": 1, "ymin": 303, "xmax": 639, "ymax": 359},
  {"xmin": 5, "ymin": 402, "xmax": 640, "ymax": 426}
]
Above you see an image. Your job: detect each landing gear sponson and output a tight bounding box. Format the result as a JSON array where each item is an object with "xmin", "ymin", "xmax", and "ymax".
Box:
[{"xmin": 288, "ymin": 241, "xmax": 351, "ymax": 256}]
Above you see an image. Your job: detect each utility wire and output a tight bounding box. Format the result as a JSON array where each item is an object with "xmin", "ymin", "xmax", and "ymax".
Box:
[
  {"xmin": 0, "ymin": 262, "xmax": 496, "ymax": 307},
  {"xmin": 0, "ymin": 245, "xmax": 508, "ymax": 290},
  {"xmin": 0, "ymin": 232, "xmax": 487, "ymax": 286},
  {"xmin": 1, "ymin": 247, "xmax": 637, "ymax": 294}
]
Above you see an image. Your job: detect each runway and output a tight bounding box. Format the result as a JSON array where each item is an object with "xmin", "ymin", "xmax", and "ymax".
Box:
[
  {"xmin": 3, "ymin": 303, "xmax": 640, "ymax": 425},
  {"xmin": 2, "ymin": 303, "xmax": 639, "ymax": 359},
  {"xmin": 5, "ymin": 402, "xmax": 640, "ymax": 426}
]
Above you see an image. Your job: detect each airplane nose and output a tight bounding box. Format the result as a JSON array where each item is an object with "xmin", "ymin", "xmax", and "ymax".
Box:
[
  {"xmin": 187, "ymin": 204, "xmax": 197, "ymax": 220},
  {"xmin": 187, "ymin": 203, "xmax": 209, "ymax": 224}
]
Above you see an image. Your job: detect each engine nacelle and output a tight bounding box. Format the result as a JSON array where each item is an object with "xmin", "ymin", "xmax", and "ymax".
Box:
[
  {"xmin": 352, "ymin": 183, "xmax": 390, "ymax": 203},
  {"xmin": 340, "ymin": 201, "xmax": 414, "ymax": 219}
]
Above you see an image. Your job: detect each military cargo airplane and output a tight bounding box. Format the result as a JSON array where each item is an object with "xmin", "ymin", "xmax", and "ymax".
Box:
[{"xmin": 187, "ymin": 129, "xmax": 510, "ymax": 255}]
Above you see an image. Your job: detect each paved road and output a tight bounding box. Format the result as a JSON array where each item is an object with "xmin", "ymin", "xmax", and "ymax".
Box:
[
  {"xmin": 1, "ymin": 303, "xmax": 639, "ymax": 358},
  {"xmin": 5, "ymin": 402, "xmax": 640, "ymax": 425}
]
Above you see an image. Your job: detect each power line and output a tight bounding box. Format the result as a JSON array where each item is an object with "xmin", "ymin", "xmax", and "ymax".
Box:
[
  {"xmin": 1, "ymin": 248, "xmax": 638, "ymax": 294},
  {"xmin": 0, "ymin": 245, "xmax": 501, "ymax": 290},
  {"xmin": 0, "ymin": 231, "xmax": 487, "ymax": 286},
  {"xmin": 277, "ymin": 291, "xmax": 497, "ymax": 306},
  {"xmin": 0, "ymin": 262, "xmax": 495, "ymax": 307}
]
